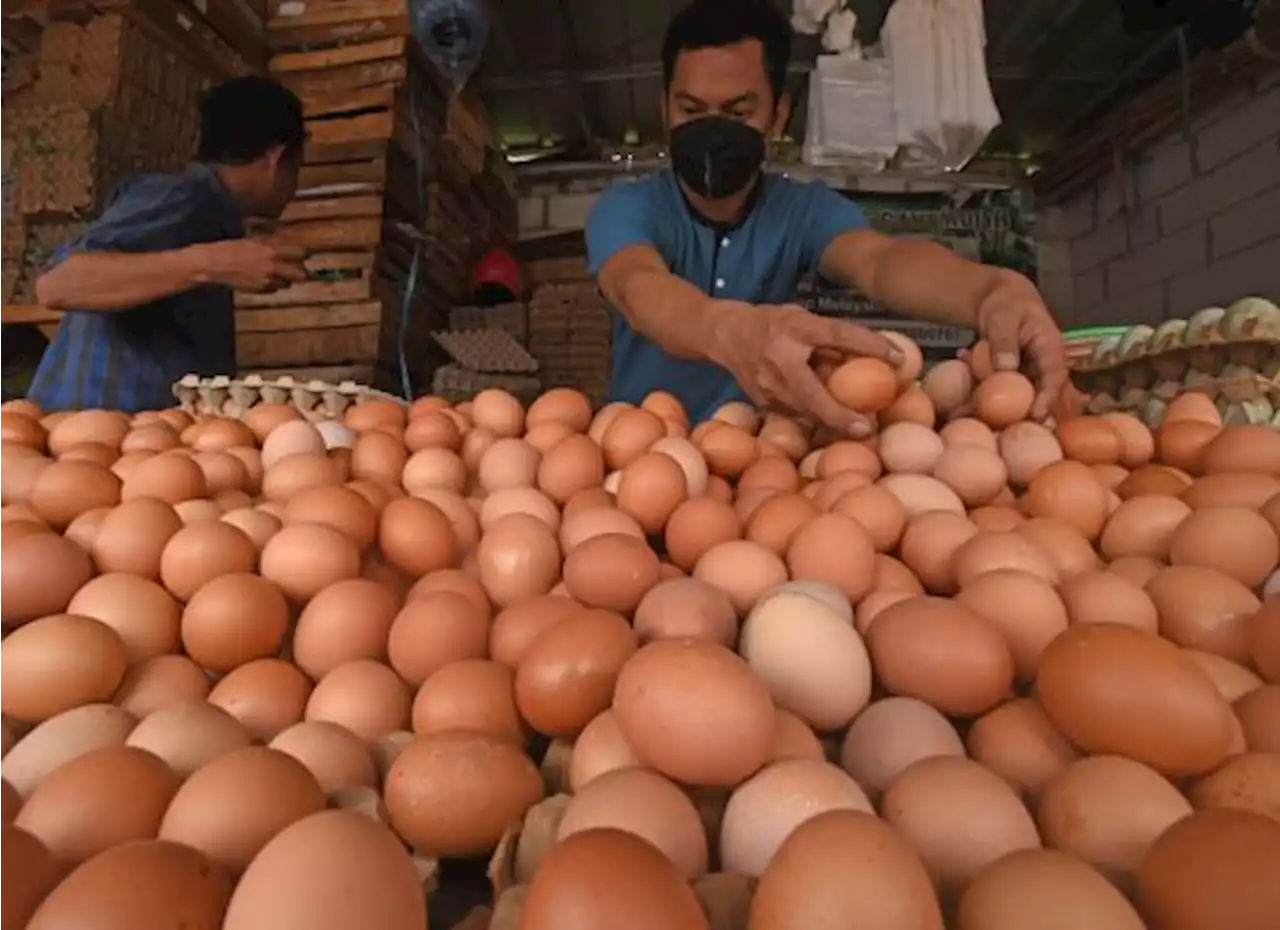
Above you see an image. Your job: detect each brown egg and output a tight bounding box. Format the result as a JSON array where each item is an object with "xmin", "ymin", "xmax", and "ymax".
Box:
[
  {"xmin": 1169, "ymin": 506, "xmax": 1279, "ymax": 589},
  {"xmin": 740, "ymin": 492, "xmax": 812, "ymax": 555},
  {"xmin": 633, "ymin": 577, "xmax": 737, "ymax": 646},
  {"xmin": 664, "ymin": 497, "xmax": 740, "ymax": 572},
  {"xmin": 411, "ymin": 658, "xmax": 524, "ymax": 744},
  {"xmin": 527, "ymin": 387, "xmax": 593, "ymax": 432},
  {"xmin": 126, "ymin": 701, "xmax": 251, "ymax": 777},
  {"xmin": 827, "ymin": 358, "xmax": 899, "ymax": 412},
  {"xmin": 222, "ymin": 809, "xmax": 425, "ymax": 930},
  {"xmin": 25, "ymin": 839, "xmax": 232, "ymax": 930},
  {"xmin": 181, "ymin": 573, "xmax": 288, "ymax": 672},
  {"xmin": 119, "ymin": 452, "xmax": 208, "ymax": 505},
  {"xmin": 881, "ymin": 384, "xmax": 937, "ymax": 427},
  {"xmin": 1235, "ymin": 685, "xmax": 1280, "ymax": 751},
  {"xmin": 261, "ymin": 452, "xmax": 344, "ymax": 502},
  {"xmin": 738, "ymin": 455, "xmax": 801, "ymax": 493},
  {"xmin": 292, "ymin": 578, "xmax": 401, "ymax": 679},
  {"xmin": 260, "ymin": 522, "xmax": 360, "ymax": 601},
  {"xmin": 720, "ymin": 759, "xmax": 872, "ymax": 877},
  {"xmin": 1099, "ymin": 494, "xmax": 1191, "ymax": 561},
  {"xmin": 191, "ymin": 418, "xmax": 257, "ymax": 452},
  {"xmin": 384, "ymin": 731, "xmax": 542, "ymax": 856},
  {"xmin": 878, "ymin": 473, "xmax": 966, "ymax": 517},
  {"xmin": 967, "ymin": 697, "xmax": 1077, "ymax": 799},
  {"xmin": 899, "ymin": 511, "xmax": 979, "ymax": 594},
  {"xmin": 882, "ymin": 755, "xmax": 1041, "ymax": 893},
  {"xmin": 89, "ymin": 497, "xmax": 182, "ymax": 579},
  {"xmin": 1137, "ymin": 809, "xmax": 1280, "ymax": 930},
  {"xmin": 66, "ymin": 573, "xmax": 182, "ymax": 662},
  {"xmin": 1117, "ymin": 463, "xmax": 1192, "ymax": 498},
  {"xmin": 932, "ymin": 444, "xmax": 1009, "ymax": 507},
  {"xmin": 1200, "ymin": 425, "xmax": 1280, "ymax": 476},
  {"xmin": 1, "ymin": 615, "xmax": 128, "ymax": 724},
  {"xmin": 957, "ymin": 849, "xmax": 1145, "ymax": 930},
  {"xmin": 281, "ymin": 484, "xmax": 377, "ymax": 552},
  {"xmin": 476, "ymin": 513, "xmax": 562, "ymax": 607},
  {"xmin": 974, "ymin": 372, "xmax": 1035, "ymax": 428},
  {"xmin": 952, "ymin": 530, "xmax": 1059, "ymax": 587},
  {"xmin": 113, "ymin": 655, "xmax": 210, "ymax": 718},
  {"xmin": 160, "ymin": 746, "xmax": 325, "ymax": 874},
  {"xmin": 770, "ymin": 708, "xmax": 824, "ymax": 762},
  {"xmin": 1099, "ymin": 413, "xmax": 1156, "ymax": 467},
  {"xmin": 818, "ymin": 440, "xmax": 882, "ymax": 479},
  {"xmin": 159, "ymin": 521, "xmax": 257, "ymax": 601},
  {"xmin": 516, "ymin": 609, "xmax": 637, "ymax": 736},
  {"xmin": 1056, "ymin": 417, "xmax": 1123, "ymax": 465},
  {"xmin": 3, "ymin": 704, "xmax": 138, "ymax": 799},
  {"xmin": 1190, "ymin": 752, "xmax": 1280, "ymax": 821},
  {"xmin": 999, "ymin": 421, "xmax": 1064, "ymax": 486},
  {"xmin": 488, "ymin": 594, "xmax": 579, "ymax": 667},
  {"xmin": 558, "ymin": 505, "xmax": 644, "ymax": 552},
  {"xmin": 2, "ymin": 822, "xmax": 63, "ymax": 930},
  {"xmin": 559, "ymin": 767, "xmax": 708, "ymax": 880},
  {"xmin": 873, "ymin": 554, "xmax": 926, "ymax": 594},
  {"xmin": 867, "ymin": 597, "xmax": 1014, "ymax": 716},
  {"xmin": 406, "ymin": 488, "xmax": 477, "ymax": 557},
  {"xmin": 599, "ymin": 408, "xmax": 664, "ymax": 470},
  {"xmin": 613, "ymin": 640, "xmax": 775, "ymax": 787},
  {"xmin": 563, "ymin": 533, "xmax": 661, "ymax": 614},
  {"xmin": 785, "ymin": 513, "xmax": 876, "ymax": 602},
  {"xmin": 1147, "ymin": 565, "xmax": 1260, "ymax": 662},
  {"xmin": 27, "ymin": 459, "xmax": 121, "ymax": 528},
  {"xmin": 207, "ymin": 659, "xmax": 312, "ymax": 741},
  {"xmin": 1058, "ymin": 570, "xmax": 1160, "ymax": 633},
  {"xmin": 1182, "ymin": 472, "xmax": 1280, "ymax": 509},
  {"xmin": 64, "ymin": 505, "xmax": 111, "ymax": 550},
  {"xmin": 827, "ymin": 484, "xmax": 907, "ymax": 553},
  {"xmin": 305, "ymin": 659, "xmax": 411, "ymax": 742},
  {"xmin": 1024, "ymin": 460, "xmax": 1110, "ymax": 540},
  {"xmin": 1184, "ymin": 649, "xmax": 1263, "ymax": 702},
  {"xmin": 1157, "ymin": 419, "xmax": 1220, "ymax": 473},
  {"xmin": 692, "ymin": 539, "xmax": 789, "ymax": 616},
  {"xmin": 349, "ymin": 430, "xmax": 407, "ymax": 488},
  {"xmin": 16, "ymin": 745, "xmax": 181, "ymax": 865},
  {"xmin": 956, "ymin": 569, "xmax": 1069, "ymax": 680},
  {"xmin": 751, "ymin": 809, "xmax": 943, "ymax": 930},
  {"xmin": 698, "ymin": 423, "xmax": 761, "ymax": 478},
  {"xmin": 1037, "ymin": 754, "xmax": 1192, "ymax": 888},
  {"xmin": 1249, "ymin": 597, "xmax": 1280, "ymax": 682},
  {"xmin": 1011, "ymin": 518, "xmax": 1101, "ymax": 578},
  {"xmin": 387, "ymin": 590, "xmax": 488, "ymax": 686},
  {"xmin": 1036, "ymin": 624, "xmax": 1234, "ymax": 776}
]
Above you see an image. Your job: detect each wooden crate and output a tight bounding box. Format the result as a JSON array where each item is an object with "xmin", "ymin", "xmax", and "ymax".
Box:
[{"xmin": 248, "ymin": 14, "xmax": 515, "ymax": 392}]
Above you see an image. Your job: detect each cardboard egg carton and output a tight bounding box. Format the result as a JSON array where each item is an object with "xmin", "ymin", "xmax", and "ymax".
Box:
[
  {"xmin": 171, "ymin": 372, "xmax": 403, "ymax": 420},
  {"xmin": 1067, "ymin": 298, "xmax": 1280, "ymax": 429},
  {"xmin": 431, "ymin": 327, "xmax": 539, "ymax": 374}
]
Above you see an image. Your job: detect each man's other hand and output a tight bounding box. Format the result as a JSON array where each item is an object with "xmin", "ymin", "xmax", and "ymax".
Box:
[{"xmin": 194, "ymin": 238, "xmax": 309, "ymax": 293}]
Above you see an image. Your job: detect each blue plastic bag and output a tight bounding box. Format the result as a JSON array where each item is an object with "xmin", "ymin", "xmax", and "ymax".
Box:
[{"xmin": 410, "ymin": 0, "xmax": 489, "ymax": 89}]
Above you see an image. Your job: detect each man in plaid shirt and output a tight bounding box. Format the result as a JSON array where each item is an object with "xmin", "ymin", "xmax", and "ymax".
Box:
[{"xmin": 29, "ymin": 75, "xmax": 309, "ymax": 412}]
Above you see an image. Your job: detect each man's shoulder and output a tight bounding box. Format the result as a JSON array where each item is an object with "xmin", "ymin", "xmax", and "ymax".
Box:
[{"xmin": 591, "ymin": 171, "xmax": 679, "ymax": 217}]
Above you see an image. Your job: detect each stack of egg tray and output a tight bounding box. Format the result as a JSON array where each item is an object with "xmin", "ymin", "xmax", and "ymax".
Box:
[
  {"xmin": 447, "ymin": 303, "xmax": 529, "ymax": 344},
  {"xmin": 171, "ymin": 373, "xmax": 402, "ymax": 422},
  {"xmin": 1068, "ymin": 296, "xmax": 1280, "ymax": 428},
  {"xmin": 429, "ymin": 327, "xmax": 541, "ymax": 405},
  {"xmin": 528, "ymin": 281, "xmax": 612, "ymax": 406}
]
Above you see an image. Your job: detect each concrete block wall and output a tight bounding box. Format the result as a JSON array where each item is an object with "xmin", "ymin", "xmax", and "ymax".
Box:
[{"xmin": 1038, "ymin": 77, "xmax": 1280, "ymax": 329}]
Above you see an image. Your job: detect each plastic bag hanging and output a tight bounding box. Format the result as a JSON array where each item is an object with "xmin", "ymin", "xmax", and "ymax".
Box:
[{"xmin": 410, "ymin": 0, "xmax": 490, "ymax": 90}]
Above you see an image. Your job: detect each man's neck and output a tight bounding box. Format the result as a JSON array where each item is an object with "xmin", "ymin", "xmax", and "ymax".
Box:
[
  {"xmin": 211, "ymin": 163, "xmax": 258, "ymax": 219},
  {"xmin": 677, "ymin": 174, "xmax": 761, "ymax": 226}
]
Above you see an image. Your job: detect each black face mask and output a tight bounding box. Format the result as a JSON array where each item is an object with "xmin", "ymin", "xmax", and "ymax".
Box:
[{"xmin": 669, "ymin": 116, "xmax": 766, "ymax": 200}]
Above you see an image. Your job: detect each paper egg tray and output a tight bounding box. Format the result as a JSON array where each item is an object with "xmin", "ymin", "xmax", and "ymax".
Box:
[
  {"xmin": 171, "ymin": 373, "xmax": 403, "ymax": 421},
  {"xmin": 1067, "ymin": 298, "xmax": 1280, "ymax": 429}
]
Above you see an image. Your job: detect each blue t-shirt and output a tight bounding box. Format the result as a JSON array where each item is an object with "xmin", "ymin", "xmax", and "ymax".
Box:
[
  {"xmin": 28, "ymin": 163, "xmax": 244, "ymax": 413},
  {"xmin": 585, "ymin": 169, "xmax": 869, "ymax": 422}
]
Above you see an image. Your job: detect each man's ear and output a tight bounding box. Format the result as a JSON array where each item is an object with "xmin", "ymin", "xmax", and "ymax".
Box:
[
  {"xmin": 263, "ymin": 144, "xmax": 286, "ymax": 171},
  {"xmin": 771, "ymin": 91, "xmax": 792, "ymax": 140}
]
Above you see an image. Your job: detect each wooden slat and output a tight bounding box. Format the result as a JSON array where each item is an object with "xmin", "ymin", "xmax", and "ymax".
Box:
[
  {"xmin": 104, "ymin": 0, "xmax": 253, "ymax": 77},
  {"xmin": 304, "ymin": 138, "xmax": 388, "ymax": 165},
  {"xmin": 241, "ymin": 364, "xmax": 377, "ymax": 384},
  {"xmin": 236, "ymin": 277, "xmax": 374, "ymax": 309},
  {"xmin": 266, "ymin": 13, "xmax": 411, "ymax": 50},
  {"xmin": 298, "ymin": 84, "xmax": 395, "ymax": 118},
  {"xmin": 298, "ymin": 158, "xmax": 387, "ymax": 192},
  {"xmin": 277, "ymin": 217, "xmax": 384, "ymax": 251},
  {"xmin": 267, "ymin": 0, "xmax": 407, "ymax": 28},
  {"xmin": 237, "ymin": 324, "xmax": 381, "ymax": 367},
  {"xmin": 306, "ymin": 110, "xmax": 394, "ymax": 146},
  {"xmin": 269, "ymin": 36, "xmax": 406, "ymax": 73},
  {"xmin": 305, "ymin": 252, "xmax": 376, "ymax": 272},
  {"xmin": 2, "ymin": 305, "xmax": 62, "ymax": 325},
  {"xmin": 280, "ymin": 194, "xmax": 384, "ymax": 224},
  {"xmin": 236, "ymin": 300, "xmax": 382, "ymax": 331},
  {"xmin": 280, "ymin": 58, "xmax": 407, "ymax": 96}
]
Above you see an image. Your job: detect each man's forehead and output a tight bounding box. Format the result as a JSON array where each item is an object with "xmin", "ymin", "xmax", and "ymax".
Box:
[{"xmin": 670, "ymin": 40, "xmax": 770, "ymax": 99}]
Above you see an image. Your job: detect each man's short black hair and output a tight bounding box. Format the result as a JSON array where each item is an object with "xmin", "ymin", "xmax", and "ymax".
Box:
[
  {"xmin": 197, "ymin": 75, "xmax": 305, "ymax": 164},
  {"xmin": 661, "ymin": 0, "xmax": 792, "ymax": 102}
]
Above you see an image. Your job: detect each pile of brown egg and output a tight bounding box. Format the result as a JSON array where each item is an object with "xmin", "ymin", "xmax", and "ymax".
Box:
[{"xmin": 1, "ymin": 336, "xmax": 1278, "ymax": 930}]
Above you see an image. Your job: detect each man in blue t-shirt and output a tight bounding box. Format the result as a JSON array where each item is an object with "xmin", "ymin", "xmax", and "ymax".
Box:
[
  {"xmin": 29, "ymin": 76, "xmax": 310, "ymax": 413},
  {"xmin": 587, "ymin": 0, "xmax": 1067, "ymax": 434}
]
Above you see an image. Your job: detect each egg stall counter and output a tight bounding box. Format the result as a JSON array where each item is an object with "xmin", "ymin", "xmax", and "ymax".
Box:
[{"xmin": 2, "ymin": 323, "xmax": 1280, "ymax": 930}]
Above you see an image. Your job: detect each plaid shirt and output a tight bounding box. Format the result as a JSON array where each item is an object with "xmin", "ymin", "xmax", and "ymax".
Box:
[{"xmin": 27, "ymin": 163, "xmax": 244, "ymax": 413}]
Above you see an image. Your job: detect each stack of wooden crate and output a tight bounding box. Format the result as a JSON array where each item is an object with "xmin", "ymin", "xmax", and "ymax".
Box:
[{"xmin": 253, "ymin": 0, "xmax": 517, "ymax": 393}]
